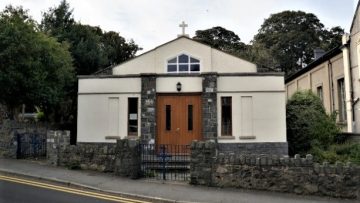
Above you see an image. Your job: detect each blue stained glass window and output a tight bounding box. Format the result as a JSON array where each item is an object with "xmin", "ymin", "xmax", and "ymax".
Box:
[
  {"xmin": 167, "ymin": 65, "xmax": 177, "ymax": 72},
  {"xmin": 178, "ymin": 54, "xmax": 189, "ymax": 63},
  {"xmin": 179, "ymin": 64, "xmax": 189, "ymax": 72},
  {"xmin": 166, "ymin": 54, "xmax": 200, "ymax": 73}
]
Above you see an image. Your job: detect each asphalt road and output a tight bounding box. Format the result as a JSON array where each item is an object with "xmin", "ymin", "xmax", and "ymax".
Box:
[{"xmin": 0, "ymin": 175, "xmax": 150, "ymax": 203}]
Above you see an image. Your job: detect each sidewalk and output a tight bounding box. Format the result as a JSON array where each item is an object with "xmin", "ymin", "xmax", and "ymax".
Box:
[{"xmin": 0, "ymin": 158, "xmax": 356, "ymax": 203}]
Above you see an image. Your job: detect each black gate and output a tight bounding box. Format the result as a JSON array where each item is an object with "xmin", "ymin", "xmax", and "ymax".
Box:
[
  {"xmin": 16, "ymin": 132, "xmax": 47, "ymax": 159},
  {"xmin": 140, "ymin": 144, "xmax": 190, "ymax": 181}
]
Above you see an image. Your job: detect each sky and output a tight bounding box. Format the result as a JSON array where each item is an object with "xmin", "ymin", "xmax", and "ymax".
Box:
[{"xmin": 0, "ymin": 0, "xmax": 358, "ymax": 54}]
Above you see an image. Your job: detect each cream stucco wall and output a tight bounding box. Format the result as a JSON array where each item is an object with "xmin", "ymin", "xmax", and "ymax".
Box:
[
  {"xmin": 286, "ymin": 82, "xmax": 297, "ymax": 98},
  {"xmin": 156, "ymin": 77, "xmax": 202, "ymax": 93},
  {"xmin": 297, "ymin": 75, "xmax": 310, "ymax": 90},
  {"xmin": 113, "ymin": 37, "xmax": 257, "ymax": 75},
  {"xmin": 78, "ymin": 78, "xmax": 141, "ymax": 93},
  {"xmin": 78, "ymin": 78, "xmax": 141, "ymax": 143},
  {"xmin": 78, "ymin": 75, "xmax": 286, "ymax": 143},
  {"xmin": 217, "ymin": 76, "xmax": 286, "ymax": 143},
  {"xmin": 77, "ymin": 93, "xmax": 141, "ymax": 143},
  {"xmin": 217, "ymin": 92, "xmax": 286, "ymax": 143},
  {"xmin": 218, "ymin": 76, "xmax": 284, "ymax": 92}
]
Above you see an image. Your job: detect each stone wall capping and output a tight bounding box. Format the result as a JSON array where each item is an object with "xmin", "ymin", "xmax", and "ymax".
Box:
[{"xmin": 217, "ymin": 142, "xmax": 288, "ymax": 155}]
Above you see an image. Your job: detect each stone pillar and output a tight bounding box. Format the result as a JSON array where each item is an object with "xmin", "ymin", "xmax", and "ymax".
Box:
[
  {"xmin": 141, "ymin": 74, "xmax": 157, "ymax": 142},
  {"xmin": 0, "ymin": 120, "xmax": 18, "ymax": 159},
  {"xmin": 46, "ymin": 130, "xmax": 70, "ymax": 166},
  {"xmin": 115, "ymin": 139, "xmax": 141, "ymax": 179},
  {"xmin": 190, "ymin": 140, "xmax": 217, "ymax": 186},
  {"xmin": 202, "ymin": 73, "xmax": 218, "ymax": 140}
]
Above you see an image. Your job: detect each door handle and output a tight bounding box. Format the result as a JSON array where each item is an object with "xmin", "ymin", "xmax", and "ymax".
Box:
[{"xmin": 176, "ymin": 128, "xmax": 180, "ymax": 131}]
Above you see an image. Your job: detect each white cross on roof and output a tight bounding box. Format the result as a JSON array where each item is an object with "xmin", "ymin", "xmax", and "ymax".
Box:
[{"xmin": 178, "ymin": 21, "xmax": 189, "ymax": 37}]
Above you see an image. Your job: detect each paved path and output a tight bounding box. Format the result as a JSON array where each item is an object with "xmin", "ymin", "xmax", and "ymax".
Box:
[{"xmin": 0, "ymin": 158, "xmax": 357, "ymax": 203}]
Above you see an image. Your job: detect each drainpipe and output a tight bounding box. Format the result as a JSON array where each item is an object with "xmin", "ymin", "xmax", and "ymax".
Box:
[
  {"xmin": 341, "ymin": 34, "xmax": 354, "ymax": 133},
  {"xmin": 328, "ymin": 60, "xmax": 335, "ymax": 112}
]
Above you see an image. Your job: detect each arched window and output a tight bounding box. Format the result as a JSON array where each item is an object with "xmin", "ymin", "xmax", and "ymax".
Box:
[{"xmin": 167, "ymin": 54, "xmax": 200, "ymax": 73}]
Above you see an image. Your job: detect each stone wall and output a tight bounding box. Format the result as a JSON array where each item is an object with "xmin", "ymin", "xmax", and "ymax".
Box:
[
  {"xmin": 0, "ymin": 104, "xmax": 9, "ymax": 124},
  {"xmin": 202, "ymin": 73, "xmax": 218, "ymax": 140},
  {"xmin": 47, "ymin": 131, "xmax": 117, "ymax": 172},
  {"xmin": 218, "ymin": 142, "xmax": 288, "ymax": 155},
  {"xmin": 63, "ymin": 143, "xmax": 117, "ymax": 172},
  {"xmin": 0, "ymin": 120, "xmax": 18, "ymax": 158},
  {"xmin": 190, "ymin": 140, "xmax": 360, "ymax": 199},
  {"xmin": 47, "ymin": 131, "xmax": 140, "ymax": 175},
  {"xmin": 0, "ymin": 120, "xmax": 47, "ymax": 158}
]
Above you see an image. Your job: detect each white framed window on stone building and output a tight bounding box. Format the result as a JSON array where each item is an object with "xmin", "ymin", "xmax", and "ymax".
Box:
[
  {"xmin": 221, "ymin": 97, "xmax": 232, "ymax": 136},
  {"xmin": 167, "ymin": 54, "xmax": 200, "ymax": 73},
  {"xmin": 337, "ymin": 78, "xmax": 346, "ymax": 122},
  {"xmin": 128, "ymin": 98, "xmax": 138, "ymax": 136}
]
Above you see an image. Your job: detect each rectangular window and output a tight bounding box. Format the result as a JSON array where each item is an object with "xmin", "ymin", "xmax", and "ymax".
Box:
[
  {"xmin": 128, "ymin": 98, "xmax": 138, "ymax": 136},
  {"xmin": 241, "ymin": 96, "xmax": 253, "ymax": 136},
  {"xmin": 317, "ymin": 86, "xmax": 323, "ymax": 103},
  {"xmin": 188, "ymin": 105, "xmax": 193, "ymax": 131},
  {"xmin": 221, "ymin": 97, "xmax": 232, "ymax": 136},
  {"xmin": 338, "ymin": 78, "xmax": 346, "ymax": 122},
  {"xmin": 179, "ymin": 64, "xmax": 189, "ymax": 72},
  {"xmin": 166, "ymin": 105, "xmax": 171, "ymax": 131},
  {"xmin": 108, "ymin": 97, "xmax": 119, "ymax": 136},
  {"xmin": 190, "ymin": 64, "xmax": 200, "ymax": 72},
  {"xmin": 167, "ymin": 65, "xmax": 177, "ymax": 72}
]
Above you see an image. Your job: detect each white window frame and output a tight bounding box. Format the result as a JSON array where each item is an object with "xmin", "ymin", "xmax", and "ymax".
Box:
[{"xmin": 165, "ymin": 53, "xmax": 201, "ymax": 73}]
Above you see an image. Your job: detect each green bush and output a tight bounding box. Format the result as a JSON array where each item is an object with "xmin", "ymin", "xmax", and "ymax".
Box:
[
  {"xmin": 311, "ymin": 142, "xmax": 360, "ymax": 164},
  {"xmin": 286, "ymin": 90, "xmax": 340, "ymax": 155}
]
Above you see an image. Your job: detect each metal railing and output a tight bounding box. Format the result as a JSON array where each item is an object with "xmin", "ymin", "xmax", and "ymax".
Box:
[
  {"xmin": 16, "ymin": 133, "xmax": 47, "ymax": 159},
  {"xmin": 140, "ymin": 144, "xmax": 190, "ymax": 181}
]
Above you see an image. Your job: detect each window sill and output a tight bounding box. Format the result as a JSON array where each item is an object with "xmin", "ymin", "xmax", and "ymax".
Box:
[
  {"xmin": 105, "ymin": 136, "xmax": 120, "ymax": 140},
  {"xmin": 239, "ymin": 135, "xmax": 256, "ymax": 140},
  {"xmin": 218, "ymin": 136, "xmax": 235, "ymax": 140},
  {"xmin": 126, "ymin": 136, "xmax": 139, "ymax": 139}
]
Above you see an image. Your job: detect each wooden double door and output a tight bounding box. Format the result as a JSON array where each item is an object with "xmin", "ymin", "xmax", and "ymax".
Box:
[{"xmin": 156, "ymin": 94, "xmax": 202, "ymax": 146}]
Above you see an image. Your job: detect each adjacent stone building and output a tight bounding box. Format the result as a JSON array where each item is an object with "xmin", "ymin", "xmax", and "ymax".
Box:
[
  {"xmin": 286, "ymin": 2, "xmax": 360, "ymax": 134},
  {"xmin": 285, "ymin": 47, "xmax": 347, "ymax": 130},
  {"xmin": 77, "ymin": 35, "xmax": 287, "ymax": 154}
]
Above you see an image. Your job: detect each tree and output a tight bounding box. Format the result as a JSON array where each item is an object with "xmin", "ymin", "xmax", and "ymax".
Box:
[
  {"xmin": 101, "ymin": 31, "xmax": 140, "ymax": 66},
  {"xmin": 40, "ymin": 0, "xmax": 74, "ymax": 41},
  {"xmin": 66, "ymin": 24, "xmax": 108, "ymax": 75},
  {"xmin": 321, "ymin": 26, "xmax": 344, "ymax": 51},
  {"xmin": 193, "ymin": 26, "xmax": 249, "ymax": 59},
  {"xmin": 286, "ymin": 90, "xmax": 340, "ymax": 156},
  {"xmin": 41, "ymin": 0, "xmax": 141, "ymax": 75},
  {"xmin": 39, "ymin": 1, "xmax": 141, "ymax": 142},
  {"xmin": 0, "ymin": 6, "xmax": 74, "ymax": 118},
  {"xmin": 252, "ymin": 11, "xmax": 344, "ymax": 76}
]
